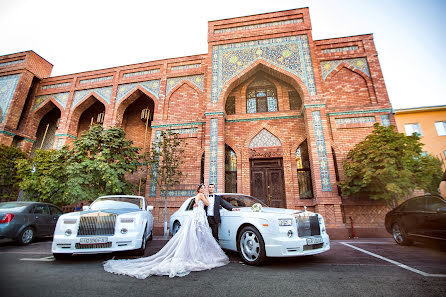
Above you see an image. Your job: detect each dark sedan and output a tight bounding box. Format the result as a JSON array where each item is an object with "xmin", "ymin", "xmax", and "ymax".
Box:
[
  {"xmin": 0, "ymin": 201, "xmax": 63, "ymax": 245},
  {"xmin": 385, "ymin": 195, "xmax": 446, "ymax": 245}
]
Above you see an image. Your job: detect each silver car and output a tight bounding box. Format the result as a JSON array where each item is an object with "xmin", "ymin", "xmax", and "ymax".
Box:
[{"xmin": 0, "ymin": 201, "xmax": 63, "ymax": 245}]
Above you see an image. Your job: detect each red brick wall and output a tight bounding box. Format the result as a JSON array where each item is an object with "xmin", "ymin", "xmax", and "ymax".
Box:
[{"xmin": 165, "ymin": 83, "xmax": 201, "ymax": 122}]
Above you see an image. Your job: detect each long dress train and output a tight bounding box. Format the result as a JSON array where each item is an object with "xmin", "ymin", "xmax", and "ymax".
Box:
[{"xmin": 103, "ymin": 199, "xmax": 229, "ymax": 278}]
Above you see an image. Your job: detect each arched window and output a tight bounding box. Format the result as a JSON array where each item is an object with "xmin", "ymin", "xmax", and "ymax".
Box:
[
  {"xmin": 296, "ymin": 140, "xmax": 313, "ymax": 199},
  {"xmin": 246, "ymin": 77, "xmax": 277, "ymax": 113},
  {"xmin": 225, "ymin": 145, "xmax": 237, "ymax": 193}
]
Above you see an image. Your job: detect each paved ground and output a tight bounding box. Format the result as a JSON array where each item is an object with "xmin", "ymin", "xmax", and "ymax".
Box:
[{"xmin": 0, "ymin": 237, "xmax": 445, "ymax": 297}]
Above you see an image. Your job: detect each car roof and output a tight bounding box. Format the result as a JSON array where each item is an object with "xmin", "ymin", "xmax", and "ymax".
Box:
[{"xmin": 97, "ymin": 195, "xmax": 145, "ymax": 199}]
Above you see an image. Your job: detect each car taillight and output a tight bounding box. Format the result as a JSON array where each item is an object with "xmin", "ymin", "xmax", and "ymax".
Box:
[{"xmin": 0, "ymin": 214, "xmax": 14, "ymax": 224}]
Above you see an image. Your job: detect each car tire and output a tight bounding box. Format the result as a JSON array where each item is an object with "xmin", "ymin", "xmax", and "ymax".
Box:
[
  {"xmin": 237, "ymin": 226, "xmax": 266, "ymax": 266},
  {"xmin": 17, "ymin": 227, "xmax": 35, "ymax": 246},
  {"xmin": 172, "ymin": 221, "xmax": 181, "ymax": 236},
  {"xmin": 133, "ymin": 225, "xmax": 147, "ymax": 256},
  {"xmin": 53, "ymin": 253, "xmax": 72, "ymax": 260},
  {"xmin": 392, "ymin": 222, "xmax": 412, "ymax": 245}
]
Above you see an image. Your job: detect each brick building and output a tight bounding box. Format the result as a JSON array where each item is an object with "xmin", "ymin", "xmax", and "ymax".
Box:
[{"xmin": 0, "ymin": 8, "xmax": 394, "ymax": 238}]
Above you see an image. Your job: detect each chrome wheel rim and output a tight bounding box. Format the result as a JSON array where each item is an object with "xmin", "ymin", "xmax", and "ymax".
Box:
[
  {"xmin": 22, "ymin": 229, "xmax": 33, "ymax": 244},
  {"xmin": 240, "ymin": 231, "xmax": 260, "ymax": 262},
  {"xmin": 173, "ymin": 223, "xmax": 181, "ymax": 235},
  {"xmin": 392, "ymin": 224, "xmax": 403, "ymax": 243}
]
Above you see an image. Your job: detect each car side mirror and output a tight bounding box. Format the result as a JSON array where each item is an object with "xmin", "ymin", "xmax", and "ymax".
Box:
[
  {"xmin": 437, "ymin": 206, "xmax": 446, "ymax": 213},
  {"xmin": 147, "ymin": 205, "xmax": 154, "ymax": 211},
  {"xmin": 82, "ymin": 206, "xmax": 90, "ymax": 211}
]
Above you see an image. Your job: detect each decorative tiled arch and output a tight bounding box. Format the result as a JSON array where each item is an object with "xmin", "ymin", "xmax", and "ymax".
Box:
[
  {"xmin": 320, "ymin": 58, "xmax": 369, "ymax": 81},
  {"xmin": 117, "ymin": 79, "xmax": 160, "ymax": 102},
  {"xmin": 72, "ymin": 86, "xmax": 113, "ymax": 107},
  {"xmin": 166, "ymin": 75, "xmax": 204, "ymax": 95},
  {"xmin": 33, "ymin": 92, "xmax": 69, "ymax": 111},
  {"xmin": 211, "ymin": 35, "xmax": 317, "ymax": 103},
  {"xmin": 0, "ymin": 74, "xmax": 21, "ymax": 123}
]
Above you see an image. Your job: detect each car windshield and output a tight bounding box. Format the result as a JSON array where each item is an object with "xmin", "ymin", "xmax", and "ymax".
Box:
[
  {"xmin": 0, "ymin": 202, "xmax": 29, "ymax": 212},
  {"xmin": 90, "ymin": 197, "xmax": 142, "ymax": 210},
  {"xmin": 222, "ymin": 195, "xmax": 268, "ymax": 207}
]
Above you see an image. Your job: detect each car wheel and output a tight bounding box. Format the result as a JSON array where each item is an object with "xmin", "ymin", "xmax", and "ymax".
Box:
[
  {"xmin": 392, "ymin": 222, "xmax": 412, "ymax": 245},
  {"xmin": 237, "ymin": 226, "xmax": 266, "ymax": 265},
  {"xmin": 18, "ymin": 227, "xmax": 35, "ymax": 245},
  {"xmin": 53, "ymin": 253, "xmax": 72, "ymax": 260},
  {"xmin": 133, "ymin": 225, "xmax": 147, "ymax": 256},
  {"xmin": 172, "ymin": 221, "xmax": 181, "ymax": 236}
]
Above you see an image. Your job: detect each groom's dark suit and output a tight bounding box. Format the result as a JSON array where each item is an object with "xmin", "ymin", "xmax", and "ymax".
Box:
[{"xmin": 204, "ymin": 194, "xmax": 233, "ymax": 242}]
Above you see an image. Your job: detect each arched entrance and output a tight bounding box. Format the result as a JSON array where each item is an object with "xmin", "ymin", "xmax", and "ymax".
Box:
[
  {"xmin": 249, "ymin": 129, "xmax": 286, "ymax": 208},
  {"xmin": 32, "ymin": 103, "xmax": 61, "ymax": 151},
  {"xmin": 76, "ymin": 99, "xmax": 105, "ymax": 137}
]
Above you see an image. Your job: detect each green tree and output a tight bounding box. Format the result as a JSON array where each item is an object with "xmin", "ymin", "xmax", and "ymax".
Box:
[
  {"xmin": 16, "ymin": 148, "xmax": 68, "ymax": 205},
  {"xmin": 0, "ymin": 145, "xmax": 28, "ymax": 201},
  {"xmin": 339, "ymin": 123, "xmax": 443, "ymax": 207},
  {"xmin": 145, "ymin": 130, "xmax": 185, "ymax": 237},
  {"xmin": 64, "ymin": 125, "xmax": 140, "ymax": 202}
]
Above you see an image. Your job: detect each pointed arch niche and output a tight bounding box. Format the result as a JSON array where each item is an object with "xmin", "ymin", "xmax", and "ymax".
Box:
[
  {"xmin": 76, "ymin": 99, "xmax": 106, "ymax": 137},
  {"xmin": 31, "ymin": 102, "xmax": 61, "ymax": 152},
  {"xmin": 225, "ymin": 144, "xmax": 237, "ymax": 193}
]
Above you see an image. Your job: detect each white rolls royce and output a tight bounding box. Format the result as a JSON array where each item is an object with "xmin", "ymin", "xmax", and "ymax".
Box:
[
  {"xmin": 52, "ymin": 195, "xmax": 154, "ymax": 259},
  {"xmin": 169, "ymin": 193, "xmax": 330, "ymax": 265}
]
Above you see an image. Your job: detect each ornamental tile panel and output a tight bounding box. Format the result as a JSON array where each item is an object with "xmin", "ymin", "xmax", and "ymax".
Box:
[
  {"xmin": 334, "ymin": 116, "xmax": 375, "ymax": 125},
  {"xmin": 321, "ymin": 58, "xmax": 370, "ymax": 81},
  {"xmin": 149, "ymin": 130, "xmax": 162, "ymax": 196},
  {"xmin": 33, "ymin": 92, "xmax": 70, "ymax": 111},
  {"xmin": 211, "ymin": 35, "xmax": 317, "ymax": 103},
  {"xmin": 116, "ymin": 80, "xmax": 160, "ymax": 102},
  {"xmin": 249, "ymin": 129, "xmax": 281, "ymax": 148},
  {"xmin": 312, "ymin": 111, "xmax": 332, "ymax": 191},
  {"xmin": 380, "ymin": 114, "xmax": 391, "ymax": 127},
  {"xmin": 166, "ymin": 75, "xmax": 204, "ymax": 95},
  {"xmin": 72, "ymin": 86, "xmax": 113, "ymax": 107},
  {"xmin": 209, "ymin": 118, "xmax": 219, "ymax": 191},
  {"xmin": 267, "ymin": 97, "xmax": 278, "ymax": 111},
  {"xmin": 247, "ymin": 98, "xmax": 256, "ymax": 113},
  {"xmin": 0, "ymin": 74, "xmax": 21, "ymax": 123}
]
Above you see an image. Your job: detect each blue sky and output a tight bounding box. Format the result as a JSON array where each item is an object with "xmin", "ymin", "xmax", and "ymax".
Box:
[{"xmin": 1, "ymin": 0, "xmax": 445, "ymax": 109}]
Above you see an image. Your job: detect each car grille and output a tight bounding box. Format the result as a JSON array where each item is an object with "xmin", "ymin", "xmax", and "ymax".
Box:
[
  {"xmin": 77, "ymin": 212, "xmax": 116, "ymax": 236},
  {"xmin": 296, "ymin": 214, "xmax": 321, "ymax": 237},
  {"xmin": 75, "ymin": 242, "xmax": 112, "ymax": 249},
  {"xmin": 303, "ymin": 243, "xmax": 323, "ymax": 251}
]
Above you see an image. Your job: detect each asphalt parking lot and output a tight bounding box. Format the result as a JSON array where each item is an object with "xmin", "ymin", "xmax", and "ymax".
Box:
[{"xmin": 0, "ymin": 237, "xmax": 445, "ymax": 297}]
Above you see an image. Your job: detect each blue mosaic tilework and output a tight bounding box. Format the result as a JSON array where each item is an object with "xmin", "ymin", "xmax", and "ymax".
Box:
[
  {"xmin": 41, "ymin": 82, "xmax": 71, "ymax": 90},
  {"xmin": 327, "ymin": 108, "xmax": 392, "ymax": 116},
  {"xmin": 166, "ymin": 75, "xmax": 204, "ymax": 95},
  {"xmin": 249, "ymin": 129, "xmax": 281, "ymax": 148},
  {"xmin": 152, "ymin": 121, "xmax": 205, "ymax": 129},
  {"xmin": 267, "ymin": 97, "xmax": 278, "ymax": 111},
  {"xmin": 149, "ymin": 130, "xmax": 162, "ymax": 197},
  {"xmin": 171, "ymin": 64, "xmax": 201, "ymax": 71},
  {"xmin": 312, "ymin": 111, "xmax": 332, "ymax": 191},
  {"xmin": 72, "ymin": 86, "xmax": 113, "ymax": 107},
  {"xmin": 321, "ymin": 58, "xmax": 370, "ymax": 81},
  {"xmin": 79, "ymin": 76, "xmax": 113, "ymax": 84},
  {"xmin": 214, "ymin": 19, "xmax": 303, "ymax": 34},
  {"xmin": 169, "ymin": 127, "xmax": 198, "ymax": 134},
  {"xmin": 226, "ymin": 115, "xmax": 302, "ymax": 123},
  {"xmin": 335, "ymin": 116, "xmax": 375, "ymax": 125},
  {"xmin": 161, "ymin": 190, "xmax": 196, "ymax": 197},
  {"xmin": 123, "ymin": 69, "xmax": 160, "ymax": 78},
  {"xmin": 209, "ymin": 118, "xmax": 219, "ymax": 191},
  {"xmin": 321, "ymin": 46, "xmax": 358, "ymax": 54},
  {"xmin": 0, "ymin": 74, "xmax": 21, "ymax": 123},
  {"xmin": 380, "ymin": 114, "xmax": 391, "ymax": 127},
  {"xmin": 116, "ymin": 80, "xmax": 160, "ymax": 102},
  {"xmin": 56, "ymin": 138, "xmax": 64, "ymax": 150},
  {"xmin": 55, "ymin": 133, "xmax": 76, "ymax": 139},
  {"xmin": 211, "ymin": 35, "xmax": 317, "ymax": 103},
  {"xmin": 247, "ymin": 98, "xmax": 256, "ymax": 113},
  {"xmin": 33, "ymin": 92, "xmax": 70, "ymax": 111},
  {"xmin": 0, "ymin": 59, "xmax": 24, "ymax": 67},
  {"xmin": 204, "ymin": 112, "xmax": 224, "ymax": 116}
]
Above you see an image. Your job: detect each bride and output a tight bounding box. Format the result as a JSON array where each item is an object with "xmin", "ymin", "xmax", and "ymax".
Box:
[{"xmin": 103, "ymin": 184, "xmax": 229, "ymax": 278}]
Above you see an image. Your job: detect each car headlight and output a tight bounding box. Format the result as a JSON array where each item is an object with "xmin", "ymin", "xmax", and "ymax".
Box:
[
  {"xmin": 278, "ymin": 218, "xmax": 293, "ymax": 226},
  {"xmin": 65, "ymin": 229, "xmax": 72, "ymax": 236},
  {"xmin": 120, "ymin": 228, "xmax": 128, "ymax": 234}
]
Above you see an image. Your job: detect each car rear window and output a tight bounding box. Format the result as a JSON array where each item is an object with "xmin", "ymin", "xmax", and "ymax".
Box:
[
  {"xmin": 425, "ymin": 197, "xmax": 446, "ymax": 212},
  {"xmin": 400, "ymin": 197, "xmax": 425, "ymax": 211},
  {"xmin": 0, "ymin": 202, "xmax": 28, "ymax": 212}
]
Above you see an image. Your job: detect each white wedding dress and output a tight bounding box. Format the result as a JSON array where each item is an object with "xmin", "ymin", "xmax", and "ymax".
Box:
[{"xmin": 103, "ymin": 199, "xmax": 229, "ymax": 278}]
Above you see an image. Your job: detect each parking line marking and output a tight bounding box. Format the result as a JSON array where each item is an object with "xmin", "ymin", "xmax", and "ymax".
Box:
[
  {"xmin": 340, "ymin": 242, "xmax": 446, "ymax": 278},
  {"xmin": 338, "ymin": 241, "xmax": 394, "ymax": 244},
  {"xmin": 20, "ymin": 256, "xmax": 55, "ymax": 262}
]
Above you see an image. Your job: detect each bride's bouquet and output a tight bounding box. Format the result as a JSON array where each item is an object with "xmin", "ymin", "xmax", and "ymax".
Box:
[{"xmin": 251, "ymin": 203, "xmax": 263, "ymax": 212}]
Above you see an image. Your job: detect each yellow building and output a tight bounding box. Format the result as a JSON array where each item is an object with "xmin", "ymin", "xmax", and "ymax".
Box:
[{"xmin": 394, "ymin": 105, "xmax": 446, "ymax": 168}]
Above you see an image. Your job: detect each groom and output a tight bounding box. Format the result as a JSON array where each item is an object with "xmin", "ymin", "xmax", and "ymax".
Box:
[{"xmin": 205, "ymin": 184, "xmax": 234, "ymax": 242}]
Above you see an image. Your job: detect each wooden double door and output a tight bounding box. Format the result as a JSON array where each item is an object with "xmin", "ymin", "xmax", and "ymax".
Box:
[{"xmin": 250, "ymin": 158, "xmax": 286, "ymax": 208}]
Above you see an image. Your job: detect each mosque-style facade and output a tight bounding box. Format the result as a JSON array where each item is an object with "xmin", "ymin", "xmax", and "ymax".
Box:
[{"xmin": 0, "ymin": 8, "xmax": 394, "ymax": 238}]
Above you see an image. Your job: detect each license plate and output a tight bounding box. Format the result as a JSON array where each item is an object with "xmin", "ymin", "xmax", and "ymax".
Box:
[
  {"xmin": 79, "ymin": 237, "xmax": 108, "ymax": 244},
  {"xmin": 306, "ymin": 237, "xmax": 323, "ymax": 245}
]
